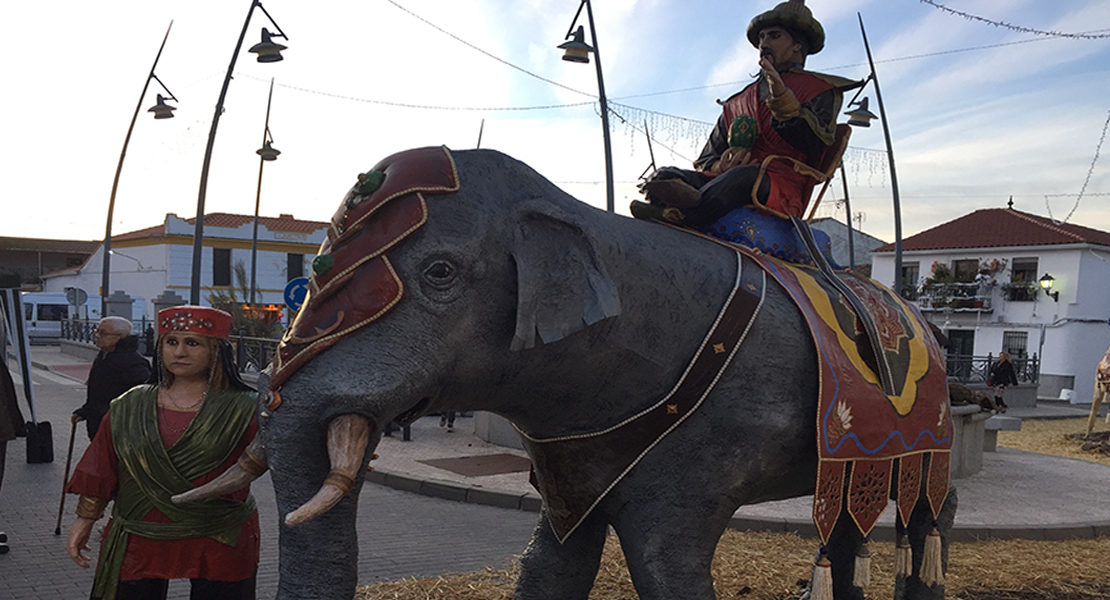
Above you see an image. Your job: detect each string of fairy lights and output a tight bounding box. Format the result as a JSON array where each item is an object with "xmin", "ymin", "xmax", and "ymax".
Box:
[{"xmin": 246, "ymin": 0, "xmax": 1106, "ymax": 224}]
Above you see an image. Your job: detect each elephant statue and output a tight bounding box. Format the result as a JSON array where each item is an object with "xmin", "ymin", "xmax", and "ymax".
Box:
[{"xmin": 177, "ymin": 146, "xmax": 955, "ymax": 600}]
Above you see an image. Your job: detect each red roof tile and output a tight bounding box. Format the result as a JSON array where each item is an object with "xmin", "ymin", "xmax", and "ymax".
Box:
[
  {"xmin": 182, "ymin": 213, "xmax": 329, "ymax": 234},
  {"xmin": 874, "ymin": 208, "xmax": 1110, "ymax": 252}
]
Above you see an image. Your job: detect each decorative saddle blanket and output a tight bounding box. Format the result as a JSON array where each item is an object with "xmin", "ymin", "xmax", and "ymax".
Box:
[{"xmin": 745, "ymin": 251, "xmax": 951, "ymax": 542}]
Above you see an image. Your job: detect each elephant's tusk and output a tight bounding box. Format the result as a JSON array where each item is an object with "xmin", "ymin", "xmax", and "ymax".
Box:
[
  {"xmin": 284, "ymin": 414, "xmax": 372, "ymax": 527},
  {"xmin": 171, "ymin": 436, "xmax": 269, "ymax": 504}
]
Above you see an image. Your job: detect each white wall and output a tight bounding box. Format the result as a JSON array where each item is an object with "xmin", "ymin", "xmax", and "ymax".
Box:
[{"xmin": 874, "ymin": 244, "xmax": 1110, "ymax": 402}]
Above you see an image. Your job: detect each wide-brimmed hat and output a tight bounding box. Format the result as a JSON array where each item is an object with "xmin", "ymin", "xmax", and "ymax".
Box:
[
  {"xmin": 157, "ymin": 306, "xmax": 232, "ymax": 339},
  {"xmin": 747, "ymin": 0, "xmax": 825, "ymax": 55}
]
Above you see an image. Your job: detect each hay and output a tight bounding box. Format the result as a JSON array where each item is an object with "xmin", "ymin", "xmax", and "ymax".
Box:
[
  {"xmin": 354, "ymin": 418, "xmax": 1110, "ymax": 599},
  {"xmin": 356, "ymin": 532, "xmax": 1110, "ymax": 599},
  {"xmin": 997, "ymin": 418, "xmax": 1110, "ymax": 467}
]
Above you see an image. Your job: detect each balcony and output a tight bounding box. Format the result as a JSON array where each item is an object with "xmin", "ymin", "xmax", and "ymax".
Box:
[
  {"xmin": 916, "ymin": 282, "xmax": 993, "ymax": 313},
  {"xmin": 1001, "ymin": 282, "xmax": 1038, "ymax": 302}
]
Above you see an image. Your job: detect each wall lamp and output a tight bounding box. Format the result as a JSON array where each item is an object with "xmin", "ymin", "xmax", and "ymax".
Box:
[{"xmin": 1039, "ymin": 273, "xmax": 1059, "ymax": 302}]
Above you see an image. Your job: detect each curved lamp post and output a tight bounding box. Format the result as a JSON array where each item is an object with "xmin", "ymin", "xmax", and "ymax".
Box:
[
  {"xmin": 189, "ymin": 0, "xmax": 288, "ymax": 305},
  {"xmin": 845, "ymin": 13, "xmax": 904, "ymax": 296},
  {"xmin": 558, "ymin": 0, "xmax": 614, "ymax": 213},
  {"xmin": 249, "ymin": 78, "xmax": 280, "ymax": 307},
  {"xmin": 101, "ymin": 22, "xmax": 179, "ymax": 317}
]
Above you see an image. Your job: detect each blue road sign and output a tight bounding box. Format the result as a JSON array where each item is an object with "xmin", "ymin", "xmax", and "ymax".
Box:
[{"xmin": 284, "ymin": 277, "xmax": 310, "ymax": 313}]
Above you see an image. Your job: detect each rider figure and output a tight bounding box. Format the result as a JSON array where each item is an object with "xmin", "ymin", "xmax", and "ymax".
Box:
[{"xmin": 638, "ymin": 0, "xmax": 854, "ymax": 228}]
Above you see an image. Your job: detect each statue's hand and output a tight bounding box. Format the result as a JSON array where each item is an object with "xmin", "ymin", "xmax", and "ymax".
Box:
[{"xmin": 760, "ymin": 56, "xmax": 787, "ymax": 98}]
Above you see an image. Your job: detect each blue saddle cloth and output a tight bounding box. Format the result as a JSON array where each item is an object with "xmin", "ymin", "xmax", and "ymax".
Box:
[{"xmin": 696, "ymin": 206, "xmax": 843, "ymax": 269}]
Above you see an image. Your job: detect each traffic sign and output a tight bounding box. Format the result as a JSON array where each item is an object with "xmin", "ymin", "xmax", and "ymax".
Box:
[
  {"xmin": 65, "ymin": 287, "xmax": 88, "ymax": 306},
  {"xmin": 284, "ymin": 277, "xmax": 310, "ymax": 313}
]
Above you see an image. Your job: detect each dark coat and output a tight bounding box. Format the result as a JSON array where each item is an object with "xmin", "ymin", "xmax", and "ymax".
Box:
[
  {"xmin": 75, "ymin": 334, "xmax": 152, "ymax": 439},
  {"xmin": 0, "ymin": 361, "xmax": 26, "ymax": 444},
  {"xmin": 989, "ymin": 359, "xmax": 1019, "ymax": 388}
]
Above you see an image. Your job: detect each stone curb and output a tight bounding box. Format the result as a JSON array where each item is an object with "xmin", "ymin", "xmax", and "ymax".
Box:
[{"xmin": 369, "ymin": 469, "xmax": 1110, "ymax": 542}]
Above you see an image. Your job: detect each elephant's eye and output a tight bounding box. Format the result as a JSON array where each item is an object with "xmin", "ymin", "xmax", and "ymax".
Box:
[{"xmin": 423, "ymin": 261, "xmax": 456, "ymax": 286}]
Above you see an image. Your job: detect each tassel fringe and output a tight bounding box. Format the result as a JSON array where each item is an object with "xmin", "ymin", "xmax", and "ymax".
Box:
[
  {"xmin": 810, "ymin": 552, "xmax": 834, "ymax": 600},
  {"xmin": 894, "ymin": 533, "xmax": 913, "ymax": 578},
  {"xmin": 853, "ymin": 540, "xmax": 872, "ymax": 588},
  {"xmin": 919, "ymin": 527, "xmax": 945, "ymax": 586}
]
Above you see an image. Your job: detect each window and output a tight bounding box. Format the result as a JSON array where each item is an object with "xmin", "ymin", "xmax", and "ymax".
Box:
[
  {"xmin": 37, "ymin": 304, "xmax": 69, "ymax": 321},
  {"xmin": 952, "ymin": 259, "xmax": 979, "ymax": 283},
  {"xmin": 287, "ymin": 253, "xmax": 304, "ymax": 280},
  {"xmin": 1002, "ymin": 331, "xmax": 1028, "ymax": 357},
  {"xmin": 1011, "ymin": 258, "xmax": 1038, "ymax": 283},
  {"xmin": 1005, "ymin": 258, "xmax": 1039, "ymax": 301},
  {"xmin": 901, "ymin": 262, "xmax": 920, "ymax": 299},
  {"xmin": 212, "ymin": 248, "xmax": 232, "ymax": 287}
]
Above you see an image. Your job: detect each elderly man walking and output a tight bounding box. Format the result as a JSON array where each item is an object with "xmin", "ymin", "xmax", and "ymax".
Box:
[{"xmin": 72, "ymin": 317, "xmax": 152, "ymax": 440}]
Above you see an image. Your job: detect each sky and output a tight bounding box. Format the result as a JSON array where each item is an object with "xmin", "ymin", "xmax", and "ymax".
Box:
[{"xmin": 3, "ymin": 0, "xmax": 1110, "ymax": 245}]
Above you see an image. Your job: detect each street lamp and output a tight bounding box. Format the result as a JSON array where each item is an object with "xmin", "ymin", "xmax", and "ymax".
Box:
[
  {"xmin": 250, "ymin": 78, "xmax": 280, "ymax": 307},
  {"xmin": 101, "ymin": 22, "xmax": 179, "ymax": 317},
  {"xmin": 1038, "ymin": 273, "xmax": 1059, "ymax": 302},
  {"xmin": 845, "ymin": 13, "xmax": 904, "ymax": 297},
  {"xmin": 189, "ymin": 0, "xmax": 288, "ymax": 305},
  {"xmin": 558, "ymin": 0, "xmax": 614, "ymax": 213}
]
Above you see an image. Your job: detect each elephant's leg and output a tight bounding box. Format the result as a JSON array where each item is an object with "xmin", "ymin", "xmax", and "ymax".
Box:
[
  {"xmin": 895, "ymin": 486, "xmax": 957, "ymax": 600},
  {"xmin": 823, "ymin": 510, "xmax": 867, "ymax": 600},
  {"xmin": 514, "ymin": 509, "xmax": 608, "ymax": 600},
  {"xmin": 608, "ymin": 502, "xmax": 730, "ymax": 600}
]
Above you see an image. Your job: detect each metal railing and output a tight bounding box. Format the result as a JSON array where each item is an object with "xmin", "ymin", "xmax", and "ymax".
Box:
[
  {"xmin": 916, "ymin": 281, "xmax": 993, "ymax": 312},
  {"xmin": 946, "ymin": 353, "xmax": 1039, "ymax": 385},
  {"xmin": 233, "ymin": 329, "xmax": 281, "ymax": 373}
]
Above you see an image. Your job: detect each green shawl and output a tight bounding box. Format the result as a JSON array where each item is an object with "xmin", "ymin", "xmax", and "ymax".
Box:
[{"xmin": 92, "ymin": 384, "xmax": 257, "ymax": 600}]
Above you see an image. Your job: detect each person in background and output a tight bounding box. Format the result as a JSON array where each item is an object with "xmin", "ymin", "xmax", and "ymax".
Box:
[
  {"xmin": 988, "ymin": 351, "xmax": 1020, "ymax": 412},
  {"xmin": 72, "ymin": 317, "xmax": 152, "ymax": 440},
  {"xmin": 65, "ymin": 306, "xmax": 261, "ymax": 600}
]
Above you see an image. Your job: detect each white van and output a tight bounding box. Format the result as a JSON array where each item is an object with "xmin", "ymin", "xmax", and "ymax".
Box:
[{"xmin": 20, "ymin": 292, "xmax": 102, "ymax": 343}]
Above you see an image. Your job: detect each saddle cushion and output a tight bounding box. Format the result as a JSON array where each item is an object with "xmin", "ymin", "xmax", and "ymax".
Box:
[{"xmin": 697, "ymin": 205, "xmax": 842, "ymax": 269}]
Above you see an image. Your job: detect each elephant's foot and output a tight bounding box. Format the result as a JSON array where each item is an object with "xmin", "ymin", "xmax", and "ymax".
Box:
[
  {"xmin": 895, "ymin": 486, "xmax": 957, "ymax": 600},
  {"xmin": 514, "ymin": 511, "xmax": 607, "ymax": 600}
]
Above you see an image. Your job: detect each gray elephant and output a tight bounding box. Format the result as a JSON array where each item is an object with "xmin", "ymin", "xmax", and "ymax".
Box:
[{"xmin": 177, "ymin": 147, "xmax": 955, "ymax": 600}]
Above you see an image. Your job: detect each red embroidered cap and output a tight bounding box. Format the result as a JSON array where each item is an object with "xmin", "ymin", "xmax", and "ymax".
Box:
[{"xmin": 158, "ymin": 306, "xmax": 232, "ymax": 339}]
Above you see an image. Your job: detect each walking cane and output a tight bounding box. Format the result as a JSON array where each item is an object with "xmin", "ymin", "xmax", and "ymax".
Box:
[{"xmin": 55, "ymin": 419, "xmax": 78, "ymax": 535}]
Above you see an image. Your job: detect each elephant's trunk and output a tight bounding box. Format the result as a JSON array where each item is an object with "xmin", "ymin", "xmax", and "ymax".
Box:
[
  {"xmin": 284, "ymin": 413, "xmax": 373, "ymax": 526},
  {"xmin": 171, "ymin": 434, "xmax": 269, "ymax": 504}
]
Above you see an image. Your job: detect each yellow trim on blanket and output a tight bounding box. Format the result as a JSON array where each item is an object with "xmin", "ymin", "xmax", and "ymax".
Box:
[{"xmin": 781, "ymin": 262, "xmax": 931, "ymax": 416}]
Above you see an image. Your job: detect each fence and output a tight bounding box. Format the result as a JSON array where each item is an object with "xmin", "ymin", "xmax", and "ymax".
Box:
[
  {"xmin": 61, "ymin": 319, "xmax": 280, "ymax": 372},
  {"xmin": 946, "ymin": 353, "xmax": 1039, "ymax": 385},
  {"xmin": 233, "ymin": 330, "xmax": 281, "ymax": 373}
]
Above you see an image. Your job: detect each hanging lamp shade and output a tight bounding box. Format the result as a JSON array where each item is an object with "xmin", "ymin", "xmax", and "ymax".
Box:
[
  {"xmin": 845, "ymin": 97, "xmax": 878, "ymax": 128},
  {"xmin": 257, "ymin": 140, "xmax": 281, "ymax": 161},
  {"xmin": 558, "ymin": 26, "xmax": 593, "ymax": 64},
  {"xmin": 148, "ymin": 94, "xmax": 176, "ymax": 119},
  {"xmin": 249, "ymin": 28, "xmax": 287, "ymax": 63}
]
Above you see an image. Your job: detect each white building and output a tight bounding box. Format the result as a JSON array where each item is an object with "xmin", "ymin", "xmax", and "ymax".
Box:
[
  {"xmin": 42, "ymin": 212, "xmax": 328, "ymax": 321},
  {"xmin": 871, "ymin": 207, "xmax": 1110, "ymax": 404}
]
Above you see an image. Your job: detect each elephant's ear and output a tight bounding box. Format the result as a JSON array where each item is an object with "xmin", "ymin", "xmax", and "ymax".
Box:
[{"xmin": 511, "ymin": 202, "xmax": 620, "ymax": 351}]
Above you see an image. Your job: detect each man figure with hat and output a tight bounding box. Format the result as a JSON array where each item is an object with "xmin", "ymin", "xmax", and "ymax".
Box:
[{"xmin": 638, "ymin": 0, "xmax": 855, "ymax": 227}]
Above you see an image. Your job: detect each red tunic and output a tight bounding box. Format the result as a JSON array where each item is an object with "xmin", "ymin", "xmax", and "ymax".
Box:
[
  {"xmin": 66, "ymin": 407, "xmax": 260, "ymax": 582},
  {"xmin": 719, "ymin": 70, "xmax": 837, "ymax": 218}
]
